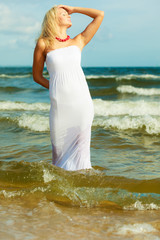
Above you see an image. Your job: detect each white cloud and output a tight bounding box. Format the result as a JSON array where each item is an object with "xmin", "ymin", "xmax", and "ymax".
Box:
[
  {"xmin": 0, "ymin": 4, "xmax": 11, "ymax": 30},
  {"xmin": 0, "ymin": 3, "xmax": 41, "ymax": 50},
  {"xmin": 14, "ymin": 20, "xmax": 41, "ymax": 35},
  {"xmin": 0, "ymin": 3, "xmax": 40, "ymax": 35}
]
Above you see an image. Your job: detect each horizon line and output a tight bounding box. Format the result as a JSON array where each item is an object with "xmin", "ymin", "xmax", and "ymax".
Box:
[{"xmin": 0, "ymin": 65, "xmax": 160, "ymax": 68}]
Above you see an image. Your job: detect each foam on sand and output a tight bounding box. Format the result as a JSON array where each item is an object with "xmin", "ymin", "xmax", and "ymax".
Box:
[
  {"xmin": 124, "ymin": 200, "xmax": 160, "ymax": 210},
  {"xmin": 115, "ymin": 223, "xmax": 157, "ymax": 235}
]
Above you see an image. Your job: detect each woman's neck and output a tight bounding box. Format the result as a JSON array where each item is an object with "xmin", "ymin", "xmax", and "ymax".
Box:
[{"xmin": 56, "ymin": 27, "xmax": 68, "ymax": 38}]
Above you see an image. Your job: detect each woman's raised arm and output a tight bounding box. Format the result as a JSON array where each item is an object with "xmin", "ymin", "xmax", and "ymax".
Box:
[{"xmin": 59, "ymin": 5, "xmax": 104, "ymax": 48}]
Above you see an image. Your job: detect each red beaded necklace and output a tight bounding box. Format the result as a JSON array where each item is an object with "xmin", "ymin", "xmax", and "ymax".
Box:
[{"xmin": 55, "ymin": 35, "xmax": 70, "ymax": 42}]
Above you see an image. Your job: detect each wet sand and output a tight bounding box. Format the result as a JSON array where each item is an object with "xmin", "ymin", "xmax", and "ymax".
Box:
[{"xmin": 0, "ymin": 197, "xmax": 160, "ymax": 240}]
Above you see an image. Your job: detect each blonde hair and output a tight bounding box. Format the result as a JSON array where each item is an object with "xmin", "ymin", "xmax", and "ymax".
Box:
[{"xmin": 37, "ymin": 6, "xmax": 58, "ymax": 49}]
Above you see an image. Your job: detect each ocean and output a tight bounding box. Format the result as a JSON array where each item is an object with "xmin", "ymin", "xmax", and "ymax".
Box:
[{"xmin": 0, "ymin": 66, "xmax": 160, "ymax": 239}]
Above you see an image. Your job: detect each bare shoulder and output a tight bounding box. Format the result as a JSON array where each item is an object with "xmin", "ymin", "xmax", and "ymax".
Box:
[{"xmin": 35, "ymin": 38, "xmax": 46, "ymax": 52}]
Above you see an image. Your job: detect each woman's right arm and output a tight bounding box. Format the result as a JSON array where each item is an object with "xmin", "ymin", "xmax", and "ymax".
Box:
[{"xmin": 32, "ymin": 39, "xmax": 49, "ymax": 89}]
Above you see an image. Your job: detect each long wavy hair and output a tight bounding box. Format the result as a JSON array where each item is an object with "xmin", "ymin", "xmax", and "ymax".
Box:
[{"xmin": 37, "ymin": 6, "xmax": 58, "ymax": 49}]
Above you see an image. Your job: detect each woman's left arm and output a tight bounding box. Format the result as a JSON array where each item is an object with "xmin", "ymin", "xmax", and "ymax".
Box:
[{"xmin": 59, "ymin": 5, "xmax": 104, "ymax": 48}]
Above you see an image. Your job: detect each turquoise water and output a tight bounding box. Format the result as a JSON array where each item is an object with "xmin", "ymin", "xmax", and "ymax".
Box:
[{"xmin": 0, "ymin": 67, "xmax": 160, "ymax": 239}]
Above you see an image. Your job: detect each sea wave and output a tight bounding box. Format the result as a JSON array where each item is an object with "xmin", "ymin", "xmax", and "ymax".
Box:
[
  {"xmin": 86, "ymin": 74, "xmax": 160, "ymax": 81},
  {"xmin": 93, "ymin": 115, "xmax": 160, "ymax": 135},
  {"xmin": 17, "ymin": 113, "xmax": 49, "ymax": 132},
  {"xmin": 0, "ymin": 74, "xmax": 32, "ymax": 79},
  {"xmin": 1, "ymin": 72, "xmax": 160, "ymax": 82},
  {"xmin": 0, "ymin": 72, "xmax": 48, "ymax": 79},
  {"xmin": 15, "ymin": 114, "xmax": 160, "ymax": 134},
  {"xmin": 0, "ymin": 161, "xmax": 160, "ymax": 209},
  {"xmin": 86, "ymin": 75, "xmax": 116, "ymax": 79},
  {"xmin": 116, "ymin": 74, "xmax": 160, "ymax": 81},
  {"xmin": 117, "ymin": 85, "xmax": 160, "ymax": 96},
  {"xmin": 0, "ymin": 114, "xmax": 49, "ymax": 132},
  {"xmin": 1, "ymin": 99, "xmax": 160, "ymax": 116},
  {"xmin": 93, "ymin": 99, "xmax": 160, "ymax": 134},
  {"xmin": 0, "ymin": 101, "xmax": 50, "ymax": 111},
  {"xmin": 1, "ymin": 99, "xmax": 160, "ymax": 134},
  {"xmin": 94, "ymin": 99, "xmax": 160, "ymax": 117},
  {"xmin": 2, "ymin": 113, "xmax": 160, "ymax": 134}
]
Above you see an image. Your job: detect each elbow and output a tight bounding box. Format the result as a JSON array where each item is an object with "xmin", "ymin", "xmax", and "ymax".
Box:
[
  {"xmin": 32, "ymin": 67, "xmax": 37, "ymax": 82},
  {"xmin": 32, "ymin": 72, "xmax": 40, "ymax": 84},
  {"xmin": 100, "ymin": 11, "xmax": 104, "ymax": 18},
  {"xmin": 32, "ymin": 73, "xmax": 37, "ymax": 83},
  {"xmin": 32, "ymin": 68, "xmax": 41, "ymax": 84}
]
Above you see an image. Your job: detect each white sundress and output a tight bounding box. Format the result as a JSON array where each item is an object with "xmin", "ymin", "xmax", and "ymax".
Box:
[{"xmin": 46, "ymin": 45, "xmax": 94, "ymax": 171}]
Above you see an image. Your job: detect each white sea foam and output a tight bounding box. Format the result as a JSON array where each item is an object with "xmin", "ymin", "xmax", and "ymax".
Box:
[
  {"xmin": 86, "ymin": 75, "xmax": 115, "ymax": 79},
  {"xmin": 30, "ymin": 186, "xmax": 48, "ymax": 194},
  {"xmin": 115, "ymin": 223, "xmax": 157, "ymax": 235},
  {"xmin": 1, "ymin": 73, "xmax": 159, "ymax": 80},
  {"xmin": 17, "ymin": 113, "xmax": 49, "ymax": 132},
  {"xmin": 2, "ymin": 99, "xmax": 160, "ymax": 117},
  {"xmin": 93, "ymin": 99, "xmax": 160, "ymax": 117},
  {"xmin": 93, "ymin": 115, "xmax": 160, "ymax": 134},
  {"xmin": 0, "ymin": 74, "xmax": 31, "ymax": 79},
  {"xmin": 14, "ymin": 112, "xmax": 160, "ymax": 134},
  {"xmin": 124, "ymin": 201, "xmax": 160, "ymax": 210},
  {"xmin": 43, "ymin": 169, "xmax": 55, "ymax": 183},
  {"xmin": 117, "ymin": 85, "xmax": 160, "ymax": 96},
  {"xmin": 0, "ymin": 101, "xmax": 50, "ymax": 111},
  {"xmin": 116, "ymin": 74, "xmax": 160, "ymax": 81},
  {"xmin": 85, "ymin": 74, "xmax": 160, "ymax": 80},
  {"xmin": 0, "ymin": 190, "xmax": 24, "ymax": 198},
  {"xmin": 2, "ymin": 99, "xmax": 160, "ymax": 134}
]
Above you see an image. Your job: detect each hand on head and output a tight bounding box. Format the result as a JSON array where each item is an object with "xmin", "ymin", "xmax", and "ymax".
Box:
[{"xmin": 57, "ymin": 5, "xmax": 74, "ymax": 15}]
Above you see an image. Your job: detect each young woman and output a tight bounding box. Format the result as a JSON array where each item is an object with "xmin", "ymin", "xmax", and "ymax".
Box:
[{"xmin": 32, "ymin": 5, "xmax": 104, "ymax": 170}]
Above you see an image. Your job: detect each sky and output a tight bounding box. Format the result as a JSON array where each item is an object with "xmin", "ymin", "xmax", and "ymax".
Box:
[{"xmin": 0, "ymin": 0, "xmax": 160, "ymax": 67}]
